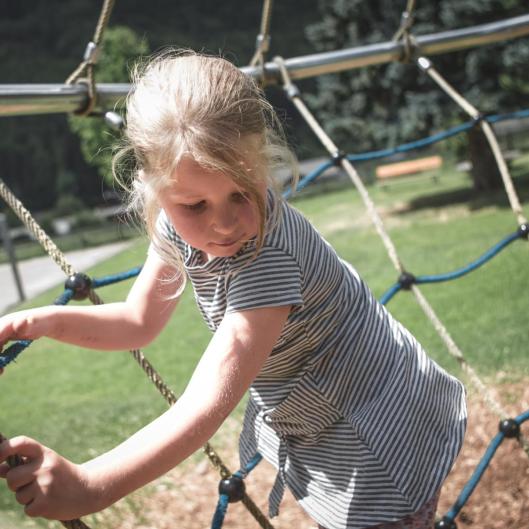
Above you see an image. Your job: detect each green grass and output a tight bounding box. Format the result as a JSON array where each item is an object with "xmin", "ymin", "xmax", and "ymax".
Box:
[{"xmin": 1, "ymin": 164, "xmax": 529, "ymax": 524}]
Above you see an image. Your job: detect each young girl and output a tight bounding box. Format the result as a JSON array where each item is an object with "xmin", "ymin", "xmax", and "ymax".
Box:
[{"xmin": 0, "ymin": 51, "xmax": 466, "ymax": 529}]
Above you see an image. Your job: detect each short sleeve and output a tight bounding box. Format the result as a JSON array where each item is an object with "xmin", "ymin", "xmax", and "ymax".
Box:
[{"xmin": 226, "ymin": 246, "xmax": 303, "ymax": 313}]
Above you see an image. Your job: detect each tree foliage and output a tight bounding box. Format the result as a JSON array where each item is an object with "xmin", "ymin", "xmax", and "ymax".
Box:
[
  {"xmin": 305, "ymin": 0, "xmax": 529, "ymax": 189},
  {"xmin": 0, "ymin": 0, "xmax": 317, "ymax": 213}
]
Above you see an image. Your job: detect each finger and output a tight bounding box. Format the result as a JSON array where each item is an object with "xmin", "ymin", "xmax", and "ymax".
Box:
[
  {"xmin": 5, "ymin": 460, "xmax": 40, "ymax": 492},
  {"xmin": 15, "ymin": 482, "xmax": 36, "ymax": 506},
  {"xmin": 0, "ymin": 436, "xmax": 43, "ymax": 463},
  {"xmin": 0, "ymin": 462, "xmax": 9, "ymax": 478}
]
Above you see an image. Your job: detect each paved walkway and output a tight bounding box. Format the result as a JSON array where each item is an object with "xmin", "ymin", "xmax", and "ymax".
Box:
[{"xmin": 0, "ymin": 241, "xmax": 134, "ymax": 315}]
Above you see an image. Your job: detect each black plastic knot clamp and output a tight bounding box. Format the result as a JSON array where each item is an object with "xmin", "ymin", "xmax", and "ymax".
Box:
[
  {"xmin": 65, "ymin": 273, "xmax": 93, "ymax": 300},
  {"xmin": 331, "ymin": 150, "xmax": 346, "ymax": 166},
  {"xmin": 435, "ymin": 517, "xmax": 457, "ymax": 529},
  {"xmin": 218, "ymin": 475, "xmax": 246, "ymax": 503},
  {"xmin": 518, "ymin": 223, "xmax": 529, "ymax": 240},
  {"xmin": 398, "ymin": 271, "xmax": 416, "ymax": 290},
  {"xmin": 499, "ymin": 418, "xmax": 520, "ymax": 438},
  {"xmin": 286, "ymin": 83, "xmax": 300, "ymax": 99}
]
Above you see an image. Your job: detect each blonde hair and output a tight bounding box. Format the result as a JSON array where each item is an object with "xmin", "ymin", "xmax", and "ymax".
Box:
[{"xmin": 114, "ymin": 49, "xmax": 297, "ymax": 278}]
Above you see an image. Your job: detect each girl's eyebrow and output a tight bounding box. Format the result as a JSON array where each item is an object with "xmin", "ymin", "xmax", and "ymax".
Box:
[{"xmin": 167, "ymin": 189, "xmax": 204, "ymax": 199}]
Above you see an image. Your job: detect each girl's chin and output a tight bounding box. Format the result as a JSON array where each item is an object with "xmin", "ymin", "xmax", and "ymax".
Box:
[{"xmin": 206, "ymin": 241, "xmax": 243, "ymax": 259}]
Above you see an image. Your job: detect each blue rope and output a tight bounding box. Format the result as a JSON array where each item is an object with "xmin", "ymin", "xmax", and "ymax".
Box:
[
  {"xmin": 283, "ymin": 160, "xmax": 334, "ymax": 198},
  {"xmin": 211, "ymin": 494, "xmax": 230, "ymax": 529},
  {"xmin": 210, "ymin": 453, "xmax": 263, "ymax": 529},
  {"xmin": 91, "ymin": 266, "xmax": 142, "ymax": 288},
  {"xmin": 442, "ymin": 409, "xmax": 529, "ymax": 523},
  {"xmin": 380, "ymin": 283, "xmax": 402, "ymax": 305},
  {"xmin": 287, "ymin": 108, "xmax": 529, "ymax": 195},
  {"xmin": 380, "ymin": 229, "xmax": 524, "ymax": 305},
  {"xmin": 0, "ymin": 288, "xmax": 74, "ymax": 369},
  {"xmin": 0, "ymin": 267, "xmax": 141, "ymax": 369}
]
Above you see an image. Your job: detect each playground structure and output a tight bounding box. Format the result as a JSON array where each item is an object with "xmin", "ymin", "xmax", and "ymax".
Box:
[{"xmin": 1, "ymin": 1, "xmax": 528, "ymax": 528}]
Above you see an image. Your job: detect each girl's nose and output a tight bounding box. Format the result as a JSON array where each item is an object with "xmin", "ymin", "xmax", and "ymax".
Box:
[{"xmin": 212, "ymin": 206, "xmax": 237, "ymax": 234}]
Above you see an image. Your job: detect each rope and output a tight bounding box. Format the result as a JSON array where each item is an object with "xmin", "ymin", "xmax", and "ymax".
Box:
[
  {"xmin": 274, "ymin": 56, "xmax": 404, "ymax": 273},
  {"xmin": 440, "ymin": 409, "xmax": 529, "ymax": 524},
  {"xmin": 0, "ymin": 179, "xmax": 273, "ymax": 525},
  {"xmin": 65, "ymin": 0, "xmax": 116, "ymax": 116},
  {"xmin": 0, "ymin": 178, "xmax": 75, "ymax": 277},
  {"xmin": 392, "ymin": 0, "xmax": 418, "ymax": 63},
  {"xmin": 417, "ymin": 56, "xmax": 528, "ymax": 226},
  {"xmin": 85, "ymin": 284, "xmax": 234, "ymax": 480},
  {"xmin": 272, "ymin": 54, "xmax": 512, "ymax": 427},
  {"xmin": 379, "ymin": 228, "xmax": 525, "ymax": 304},
  {"xmin": 0, "ymin": 290, "xmax": 74, "ymax": 368},
  {"xmin": 0, "ymin": 433, "xmax": 91, "ymax": 529},
  {"xmin": 249, "ymin": 0, "xmax": 274, "ymax": 70},
  {"xmin": 211, "ymin": 454, "xmax": 274, "ymax": 529},
  {"xmin": 284, "ymin": 108, "xmax": 529, "ymax": 196}
]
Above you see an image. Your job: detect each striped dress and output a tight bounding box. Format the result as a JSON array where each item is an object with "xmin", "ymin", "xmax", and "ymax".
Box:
[{"xmin": 153, "ymin": 191, "xmax": 467, "ymax": 529}]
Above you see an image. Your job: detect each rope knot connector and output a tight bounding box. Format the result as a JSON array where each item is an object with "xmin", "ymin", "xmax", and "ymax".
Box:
[
  {"xmin": 417, "ymin": 56, "xmax": 432, "ymax": 72},
  {"xmin": 471, "ymin": 113, "xmax": 486, "ymax": 126},
  {"xmin": 104, "ymin": 111, "xmax": 125, "ymax": 130},
  {"xmin": 331, "ymin": 150, "xmax": 346, "ymax": 166},
  {"xmin": 83, "ymin": 41, "xmax": 100, "ymax": 65},
  {"xmin": 65, "ymin": 273, "xmax": 93, "ymax": 300},
  {"xmin": 517, "ymin": 223, "xmax": 529, "ymax": 239},
  {"xmin": 286, "ymin": 83, "xmax": 300, "ymax": 99},
  {"xmin": 435, "ymin": 517, "xmax": 457, "ymax": 529},
  {"xmin": 499, "ymin": 418, "xmax": 520, "ymax": 438},
  {"xmin": 398, "ymin": 271, "xmax": 416, "ymax": 290},
  {"xmin": 218, "ymin": 475, "xmax": 246, "ymax": 503}
]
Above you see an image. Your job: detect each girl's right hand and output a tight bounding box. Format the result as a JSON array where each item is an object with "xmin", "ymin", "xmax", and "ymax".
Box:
[
  {"xmin": 0, "ymin": 309, "xmax": 52, "ymax": 353},
  {"xmin": 0, "ymin": 436, "xmax": 102, "ymax": 520}
]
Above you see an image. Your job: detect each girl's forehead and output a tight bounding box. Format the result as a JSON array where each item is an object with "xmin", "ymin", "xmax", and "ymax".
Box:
[{"xmin": 169, "ymin": 159, "xmax": 238, "ymax": 195}]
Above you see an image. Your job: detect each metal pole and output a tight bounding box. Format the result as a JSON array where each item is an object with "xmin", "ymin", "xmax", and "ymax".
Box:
[
  {"xmin": 1, "ymin": 13, "xmax": 529, "ymax": 117},
  {"xmin": 0, "ymin": 213, "xmax": 26, "ymax": 303}
]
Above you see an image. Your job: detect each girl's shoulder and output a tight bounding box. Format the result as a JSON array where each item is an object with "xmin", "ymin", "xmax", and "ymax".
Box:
[{"xmin": 264, "ymin": 192, "xmax": 323, "ymax": 256}]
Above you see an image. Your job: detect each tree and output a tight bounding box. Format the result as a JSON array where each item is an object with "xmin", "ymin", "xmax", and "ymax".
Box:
[
  {"xmin": 305, "ymin": 0, "xmax": 529, "ymax": 191},
  {"xmin": 68, "ymin": 26, "xmax": 149, "ymax": 186}
]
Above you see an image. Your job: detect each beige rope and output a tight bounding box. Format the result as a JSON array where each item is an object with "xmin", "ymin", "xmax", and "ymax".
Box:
[
  {"xmin": 392, "ymin": 0, "xmax": 417, "ymax": 42},
  {"xmin": 392, "ymin": 0, "xmax": 418, "ymax": 63},
  {"xmin": 417, "ymin": 56, "xmax": 527, "ymax": 226},
  {"xmin": 249, "ymin": 0, "xmax": 274, "ymax": 72},
  {"xmin": 0, "ymin": 434, "xmax": 91, "ymax": 529},
  {"xmin": 272, "ymin": 55, "xmax": 512, "ymax": 425},
  {"xmin": 0, "ymin": 178, "xmax": 75, "ymax": 277},
  {"xmin": 87, "ymin": 295, "xmax": 276, "ymax": 526},
  {"xmin": 410, "ymin": 286, "xmax": 508, "ymax": 418},
  {"xmin": 65, "ymin": 0, "xmax": 116, "ymax": 116},
  {"xmin": 274, "ymin": 56, "xmax": 404, "ymax": 271},
  {"xmin": 0, "ymin": 195, "xmax": 272, "ymax": 525}
]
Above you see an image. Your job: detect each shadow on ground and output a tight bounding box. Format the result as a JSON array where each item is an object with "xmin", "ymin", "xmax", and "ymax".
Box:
[{"xmin": 396, "ymin": 171, "xmax": 529, "ymax": 216}]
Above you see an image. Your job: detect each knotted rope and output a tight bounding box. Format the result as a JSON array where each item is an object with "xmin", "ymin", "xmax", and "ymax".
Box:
[
  {"xmin": 272, "ymin": 55, "xmax": 519, "ymax": 438},
  {"xmin": 65, "ymin": 0, "xmax": 116, "ymax": 116}
]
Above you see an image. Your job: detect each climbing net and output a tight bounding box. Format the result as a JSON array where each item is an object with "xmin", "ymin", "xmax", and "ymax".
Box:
[{"xmin": 1, "ymin": 1, "xmax": 529, "ymax": 529}]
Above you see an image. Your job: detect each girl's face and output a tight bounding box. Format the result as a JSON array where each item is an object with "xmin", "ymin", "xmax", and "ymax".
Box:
[{"xmin": 159, "ymin": 157, "xmax": 264, "ymax": 260}]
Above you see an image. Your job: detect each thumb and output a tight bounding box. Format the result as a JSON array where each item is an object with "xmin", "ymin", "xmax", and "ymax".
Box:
[{"xmin": 0, "ymin": 435, "xmax": 44, "ymax": 464}]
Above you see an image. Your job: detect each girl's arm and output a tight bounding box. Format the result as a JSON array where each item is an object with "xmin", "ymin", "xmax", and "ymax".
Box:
[
  {"xmin": 0, "ymin": 304, "xmax": 291, "ymax": 520},
  {"xmin": 0, "ymin": 251, "xmax": 181, "ymax": 352}
]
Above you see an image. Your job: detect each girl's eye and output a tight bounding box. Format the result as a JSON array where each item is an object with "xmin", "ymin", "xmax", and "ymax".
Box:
[
  {"xmin": 231, "ymin": 192, "xmax": 250, "ymax": 203},
  {"xmin": 182, "ymin": 201, "xmax": 206, "ymax": 212}
]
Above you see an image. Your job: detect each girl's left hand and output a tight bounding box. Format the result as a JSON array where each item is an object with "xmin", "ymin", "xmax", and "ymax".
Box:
[{"xmin": 0, "ymin": 436, "xmax": 99, "ymax": 520}]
